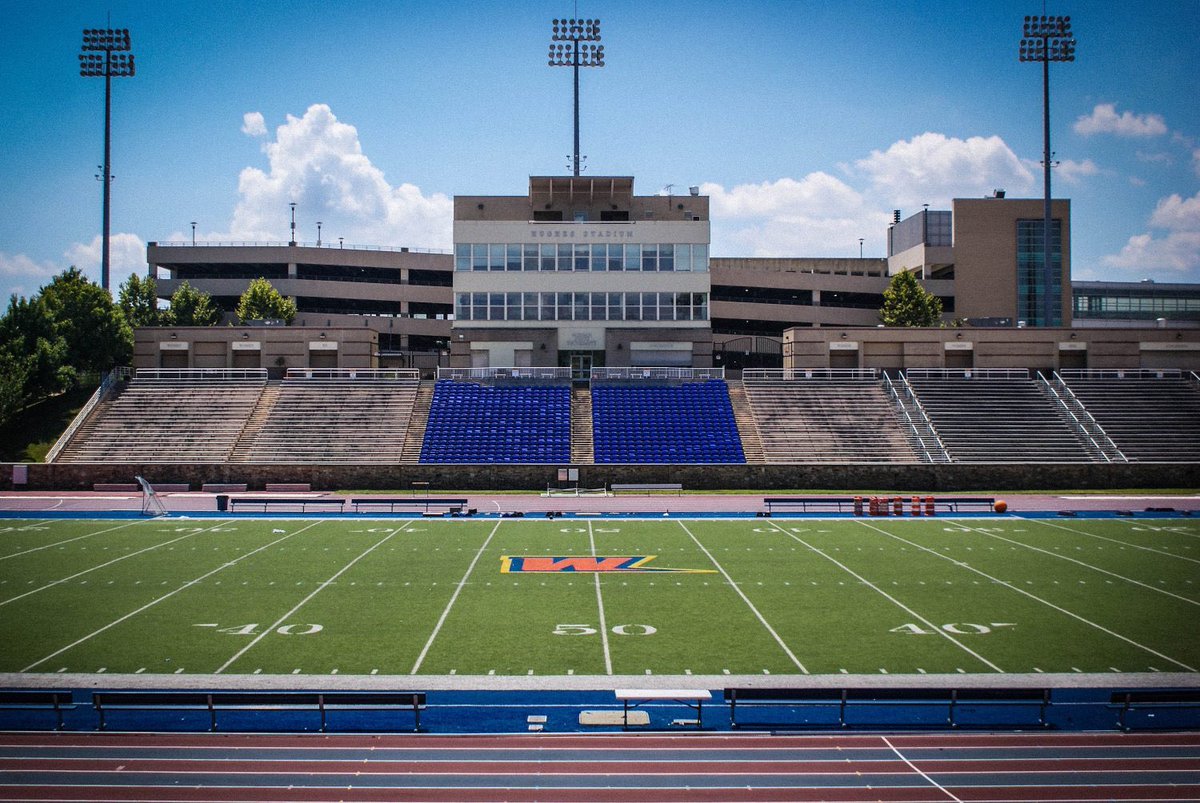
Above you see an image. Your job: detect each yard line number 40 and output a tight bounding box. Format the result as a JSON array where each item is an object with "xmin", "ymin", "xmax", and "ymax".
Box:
[{"xmin": 891, "ymin": 622, "xmax": 1015, "ymax": 635}]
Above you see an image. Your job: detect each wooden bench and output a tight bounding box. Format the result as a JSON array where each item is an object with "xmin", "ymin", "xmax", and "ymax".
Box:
[
  {"xmin": 724, "ymin": 687, "xmax": 1049, "ymax": 729},
  {"xmin": 0, "ymin": 690, "xmax": 75, "ymax": 730},
  {"xmin": 93, "ymin": 690, "xmax": 426, "ymax": 732},
  {"xmin": 1111, "ymin": 689, "xmax": 1200, "ymax": 731},
  {"xmin": 227, "ymin": 497, "xmax": 346, "ymax": 513},
  {"xmin": 610, "ymin": 483, "xmax": 683, "ymax": 495},
  {"xmin": 350, "ymin": 497, "xmax": 469, "ymax": 514}
]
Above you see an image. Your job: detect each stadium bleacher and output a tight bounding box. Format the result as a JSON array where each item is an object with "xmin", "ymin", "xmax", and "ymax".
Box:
[
  {"xmin": 419, "ymin": 380, "xmax": 571, "ymax": 464},
  {"xmin": 1058, "ymin": 370, "xmax": 1200, "ymax": 462},
  {"xmin": 591, "ymin": 379, "xmax": 745, "ymax": 464}
]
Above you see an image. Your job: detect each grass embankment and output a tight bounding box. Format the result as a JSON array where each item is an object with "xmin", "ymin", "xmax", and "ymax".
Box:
[{"xmin": 0, "ymin": 385, "xmax": 96, "ymax": 463}]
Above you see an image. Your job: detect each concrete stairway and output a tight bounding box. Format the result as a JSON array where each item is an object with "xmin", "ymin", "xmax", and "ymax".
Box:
[
  {"xmin": 229, "ymin": 381, "xmax": 281, "ymax": 462},
  {"xmin": 726, "ymin": 381, "xmax": 765, "ymax": 463},
  {"xmin": 570, "ymin": 385, "xmax": 594, "ymax": 464},
  {"xmin": 400, "ymin": 382, "xmax": 434, "ymax": 464}
]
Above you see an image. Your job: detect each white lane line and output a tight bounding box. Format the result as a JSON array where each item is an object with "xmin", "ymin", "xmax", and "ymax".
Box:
[
  {"xmin": 0, "ymin": 520, "xmax": 142, "ymax": 562},
  {"xmin": 857, "ymin": 519, "xmax": 1199, "ymax": 672},
  {"xmin": 882, "ymin": 735, "xmax": 963, "ymax": 802},
  {"xmin": 216, "ymin": 522, "xmax": 411, "ymax": 674},
  {"xmin": 771, "ymin": 521, "xmax": 1004, "ymax": 673},
  {"xmin": 0, "ymin": 522, "xmax": 232, "ymax": 608},
  {"xmin": 22, "ymin": 521, "xmax": 322, "ymax": 672},
  {"xmin": 962, "ymin": 520, "xmax": 1200, "ymax": 607},
  {"xmin": 1026, "ymin": 517, "xmax": 1200, "ymax": 564},
  {"xmin": 677, "ymin": 520, "xmax": 808, "ymax": 674},
  {"xmin": 587, "ymin": 520, "xmax": 613, "ymax": 676},
  {"xmin": 410, "ymin": 520, "xmax": 503, "ymax": 675}
]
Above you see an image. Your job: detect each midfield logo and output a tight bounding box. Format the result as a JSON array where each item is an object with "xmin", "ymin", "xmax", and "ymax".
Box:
[{"xmin": 501, "ymin": 555, "xmax": 715, "ymax": 574}]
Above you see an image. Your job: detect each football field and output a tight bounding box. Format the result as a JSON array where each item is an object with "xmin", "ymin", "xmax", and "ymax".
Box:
[{"xmin": 0, "ymin": 515, "xmax": 1197, "ymax": 678}]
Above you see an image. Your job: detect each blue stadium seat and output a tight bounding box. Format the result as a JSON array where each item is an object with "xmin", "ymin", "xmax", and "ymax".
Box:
[
  {"xmin": 419, "ymin": 381, "xmax": 571, "ymax": 464},
  {"xmin": 592, "ymin": 380, "xmax": 745, "ymax": 464}
]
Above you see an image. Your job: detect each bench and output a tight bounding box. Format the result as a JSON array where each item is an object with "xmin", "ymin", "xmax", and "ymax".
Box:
[
  {"xmin": 0, "ymin": 690, "xmax": 75, "ymax": 730},
  {"xmin": 936, "ymin": 497, "xmax": 997, "ymax": 512},
  {"xmin": 763, "ymin": 497, "xmax": 997, "ymax": 515},
  {"xmin": 610, "ymin": 483, "xmax": 683, "ymax": 495},
  {"xmin": 266, "ymin": 483, "xmax": 312, "ymax": 493},
  {"xmin": 350, "ymin": 497, "xmax": 469, "ymax": 514},
  {"xmin": 227, "ymin": 497, "xmax": 345, "ymax": 513},
  {"xmin": 1111, "ymin": 689, "xmax": 1200, "ymax": 731},
  {"xmin": 724, "ymin": 687, "xmax": 1049, "ymax": 729},
  {"xmin": 763, "ymin": 497, "xmax": 860, "ymax": 513},
  {"xmin": 615, "ymin": 689, "xmax": 711, "ymax": 729},
  {"xmin": 93, "ymin": 690, "xmax": 426, "ymax": 732}
]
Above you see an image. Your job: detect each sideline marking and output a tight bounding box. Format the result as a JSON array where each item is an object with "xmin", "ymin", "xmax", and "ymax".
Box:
[
  {"xmin": 0, "ymin": 520, "xmax": 142, "ymax": 562},
  {"xmin": 215, "ymin": 522, "xmax": 412, "ymax": 674},
  {"xmin": 0, "ymin": 522, "xmax": 230, "ymax": 609},
  {"xmin": 857, "ymin": 519, "xmax": 1199, "ymax": 672},
  {"xmin": 767, "ymin": 520, "xmax": 1004, "ymax": 673},
  {"xmin": 587, "ymin": 520, "xmax": 613, "ymax": 676},
  {"xmin": 21, "ymin": 521, "xmax": 322, "ymax": 672},
  {"xmin": 676, "ymin": 520, "xmax": 808, "ymax": 674},
  {"xmin": 1029, "ymin": 517, "xmax": 1200, "ymax": 563},
  {"xmin": 962, "ymin": 521, "xmax": 1200, "ymax": 607},
  {"xmin": 882, "ymin": 735, "xmax": 963, "ymax": 802},
  {"xmin": 410, "ymin": 520, "xmax": 503, "ymax": 675}
]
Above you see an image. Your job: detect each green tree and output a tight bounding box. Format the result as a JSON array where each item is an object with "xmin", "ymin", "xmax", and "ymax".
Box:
[
  {"xmin": 40, "ymin": 267, "xmax": 132, "ymax": 372},
  {"xmin": 0, "ymin": 294, "xmax": 74, "ymax": 427},
  {"xmin": 235, "ymin": 277, "xmax": 296, "ymax": 324},
  {"xmin": 117, "ymin": 273, "xmax": 163, "ymax": 327},
  {"xmin": 164, "ymin": 281, "xmax": 221, "ymax": 326},
  {"xmin": 879, "ymin": 270, "xmax": 944, "ymax": 327}
]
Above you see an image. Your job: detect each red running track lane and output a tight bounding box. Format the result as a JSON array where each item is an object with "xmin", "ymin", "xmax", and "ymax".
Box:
[{"xmin": 0, "ymin": 731, "xmax": 1198, "ymax": 802}]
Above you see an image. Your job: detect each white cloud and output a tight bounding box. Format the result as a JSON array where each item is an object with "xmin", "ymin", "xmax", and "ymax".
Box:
[
  {"xmin": 62, "ymin": 233, "xmax": 148, "ymax": 292},
  {"xmin": 224, "ymin": 104, "xmax": 452, "ymax": 249},
  {"xmin": 1073, "ymin": 103, "xmax": 1168, "ymax": 138},
  {"xmin": 1052, "ymin": 158, "xmax": 1101, "ymax": 185},
  {"xmin": 855, "ymin": 132, "xmax": 1034, "ymax": 210},
  {"xmin": 241, "ymin": 111, "xmax": 267, "ymax": 137},
  {"xmin": 0, "ymin": 252, "xmax": 61, "ymax": 301},
  {"xmin": 1101, "ymin": 191, "xmax": 1200, "ymax": 279}
]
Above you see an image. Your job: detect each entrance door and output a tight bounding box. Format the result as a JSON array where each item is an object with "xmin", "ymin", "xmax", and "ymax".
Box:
[{"xmin": 569, "ymin": 352, "xmax": 592, "ymax": 382}]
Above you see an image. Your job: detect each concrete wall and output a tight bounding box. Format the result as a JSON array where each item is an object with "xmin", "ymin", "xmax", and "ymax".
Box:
[
  {"xmin": 134, "ymin": 326, "xmax": 379, "ymax": 374},
  {"xmin": 5, "ymin": 461, "xmax": 1196, "ymax": 493}
]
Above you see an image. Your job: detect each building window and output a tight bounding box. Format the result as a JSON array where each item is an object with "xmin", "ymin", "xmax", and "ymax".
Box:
[{"xmin": 1017, "ymin": 219, "xmax": 1063, "ymax": 326}]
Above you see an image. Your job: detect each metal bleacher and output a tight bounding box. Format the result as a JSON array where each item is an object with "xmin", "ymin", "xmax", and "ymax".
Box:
[
  {"xmin": 905, "ymin": 369, "xmax": 1095, "ymax": 463},
  {"xmin": 741, "ymin": 369, "xmax": 918, "ymax": 463},
  {"xmin": 1058, "ymin": 370, "xmax": 1200, "ymax": 462}
]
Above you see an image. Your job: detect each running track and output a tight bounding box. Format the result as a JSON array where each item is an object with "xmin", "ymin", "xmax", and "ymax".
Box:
[{"xmin": 0, "ymin": 731, "xmax": 1197, "ymax": 802}]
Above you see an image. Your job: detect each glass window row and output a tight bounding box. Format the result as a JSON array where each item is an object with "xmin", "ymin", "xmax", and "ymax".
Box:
[
  {"xmin": 454, "ymin": 242, "xmax": 709, "ymax": 273},
  {"xmin": 456, "ymin": 291, "xmax": 709, "ymax": 322}
]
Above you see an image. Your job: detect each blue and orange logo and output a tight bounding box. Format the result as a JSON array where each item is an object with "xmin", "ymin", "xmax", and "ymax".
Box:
[{"xmin": 501, "ymin": 555, "xmax": 715, "ymax": 574}]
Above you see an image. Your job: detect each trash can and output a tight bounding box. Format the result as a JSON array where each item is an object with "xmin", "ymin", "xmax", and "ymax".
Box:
[{"xmin": 216, "ymin": 494, "xmax": 229, "ymax": 512}]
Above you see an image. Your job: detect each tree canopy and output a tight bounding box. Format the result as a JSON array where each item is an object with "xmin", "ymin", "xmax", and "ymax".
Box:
[
  {"xmin": 235, "ymin": 277, "xmax": 296, "ymax": 325},
  {"xmin": 40, "ymin": 267, "xmax": 133, "ymax": 372},
  {"xmin": 165, "ymin": 281, "xmax": 221, "ymax": 326},
  {"xmin": 879, "ymin": 270, "xmax": 944, "ymax": 327},
  {"xmin": 117, "ymin": 273, "xmax": 164, "ymax": 328}
]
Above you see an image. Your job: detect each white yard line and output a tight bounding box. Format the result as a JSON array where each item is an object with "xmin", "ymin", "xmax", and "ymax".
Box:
[
  {"xmin": 0, "ymin": 520, "xmax": 141, "ymax": 562},
  {"xmin": 1026, "ymin": 517, "xmax": 1200, "ymax": 564},
  {"xmin": 769, "ymin": 520, "xmax": 1005, "ymax": 673},
  {"xmin": 409, "ymin": 519, "xmax": 503, "ymax": 675},
  {"xmin": 587, "ymin": 520, "xmax": 613, "ymax": 675},
  {"xmin": 0, "ymin": 521, "xmax": 233, "ymax": 608},
  {"xmin": 959, "ymin": 521, "xmax": 1200, "ymax": 607},
  {"xmin": 881, "ymin": 735, "xmax": 963, "ymax": 803},
  {"xmin": 676, "ymin": 520, "xmax": 808, "ymax": 674},
  {"xmin": 22, "ymin": 521, "xmax": 322, "ymax": 672},
  {"xmin": 856, "ymin": 519, "xmax": 1199, "ymax": 673},
  {"xmin": 215, "ymin": 521, "xmax": 410, "ymax": 674}
]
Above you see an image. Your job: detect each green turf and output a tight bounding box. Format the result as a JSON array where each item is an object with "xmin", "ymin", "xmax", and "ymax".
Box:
[{"xmin": 0, "ymin": 516, "xmax": 1196, "ymax": 677}]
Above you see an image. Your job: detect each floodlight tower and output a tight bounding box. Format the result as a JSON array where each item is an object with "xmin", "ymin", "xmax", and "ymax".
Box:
[
  {"xmin": 80, "ymin": 27, "xmax": 135, "ymax": 294},
  {"xmin": 549, "ymin": 18, "xmax": 604, "ymax": 176},
  {"xmin": 1020, "ymin": 14, "xmax": 1075, "ymax": 326}
]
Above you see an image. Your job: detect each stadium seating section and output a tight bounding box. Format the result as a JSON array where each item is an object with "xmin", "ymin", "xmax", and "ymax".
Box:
[
  {"xmin": 1059, "ymin": 374, "xmax": 1200, "ymax": 462},
  {"xmin": 419, "ymin": 380, "xmax": 571, "ymax": 464},
  {"xmin": 592, "ymin": 380, "xmax": 745, "ymax": 463}
]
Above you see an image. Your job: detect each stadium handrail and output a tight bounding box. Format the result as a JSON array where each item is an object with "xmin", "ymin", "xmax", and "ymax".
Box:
[
  {"xmin": 590, "ymin": 367, "xmax": 726, "ymax": 381},
  {"xmin": 153, "ymin": 239, "xmax": 450, "ymax": 254},
  {"xmin": 1058, "ymin": 368, "xmax": 1184, "ymax": 380},
  {"xmin": 886, "ymin": 373, "xmax": 951, "ymax": 463},
  {"xmin": 437, "ymin": 367, "xmax": 572, "ymax": 381},
  {"xmin": 1042, "ymin": 372, "xmax": 1126, "ymax": 463},
  {"xmin": 136, "ymin": 368, "xmax": 268, "ymax": 381},
  {"xmin": 44, "ymin": 366, "xmax": 134, "ymax": 464},
  {"xmin": 285, "ymin": 368, "xmax": 419, "ymax": 381},
  {"xmin": 905, "ymin": 368, "xmax": 1030, "ymax": 380},
  {"xmin": 742, "ymin": 368, "xmax": 877, "ymax": 381}
]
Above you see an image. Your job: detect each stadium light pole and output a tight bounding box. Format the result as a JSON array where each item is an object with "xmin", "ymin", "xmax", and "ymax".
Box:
[
  {"xmin": 549, "ymin": 18, "xmax": 604, "ymax": 177},
  {"xmin": 79, "ymin": 27, "xmax": 135, "ymax": 294},
  {"xmin": 288, "ymin": 202, "xmax": 297, "ymax": 246},
  {"xmin": 190, "ymin": 221, "xmax": 196, "ymax": 246},
  {"xmin": 1020, "ymin": 14, "xmax": 1075, "ymax": 327}
]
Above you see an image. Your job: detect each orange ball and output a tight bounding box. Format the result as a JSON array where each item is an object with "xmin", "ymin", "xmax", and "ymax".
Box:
[{"xmin": 994, "ymin": 500, "xmax": 1008, "ymax": 514}]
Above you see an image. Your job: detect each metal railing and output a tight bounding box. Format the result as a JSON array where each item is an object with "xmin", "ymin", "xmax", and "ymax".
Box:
[
  {"xmin": 437, "ymin": 367, "xmax": 572, "ymax": 381},
  {"xmin": 1039, "ymin": 373, "xmax": 1126, "ymax": 463},
  {"xmin": 135, "ymin": 368, "xmax": 268, "ymax": 381},
  {"xmin": 882, "ymin": 373, "xmax": 950, "ymax": 463},
  {"xmin": 905, "ymin": 368, "xmax": 1031, "ymax": 380},
  {"xmin": 154, "ymin": 240, "xmax": 450, "ymax": 254},
  {"xmin": 44, "ymin": 367, "xmax": 134, "ymax": 464},
  {"xmin": 1059, "ymin": 368, "xmax": 1184, "ymax": 380},
  {"xmin": 743, "ymin": 368, "xmax": 877, "ymax": 381},
  {"xmin": 590, "ymin": 367, "xmax": 725, "ymax": 381},
  {"xmin": 286, "ymin": 368, "xmax": 419, "ymax": 381}
]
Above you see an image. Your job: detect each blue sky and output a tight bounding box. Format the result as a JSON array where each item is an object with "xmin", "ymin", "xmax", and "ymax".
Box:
[{"xmin": 2, "ymin": 0, "xmax": 1198, "ymax": 301}]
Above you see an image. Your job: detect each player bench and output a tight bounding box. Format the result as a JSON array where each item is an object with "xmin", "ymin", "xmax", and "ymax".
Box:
[
  {"xmin": 614, "ymin": 688, "xmax": 711, "ymax": 729},
  {"xmin": 0, "ymin": 690, "xmax": 76, "ymax": 730},
  {"xmin": 92, "ymin": 690, "xmax": 427, "ymax": 732},
  {"xmin": 1111, "ymin": 689, "xmax": 1200, "ymax": 731},
  {"xmin": 227, "ymin": 497, "xmax": 346, "ymax": 513},
  {"xmin": 763, "ymin": 497, "xmax": 859, "ymax": 513},
  {"xmin": 350, "ymin": 497, "xmax": 468, "ymax": 514},
  {"xmin": 935, "ymin": 497, "xmax": 997, "ymax": 512},
  {"xmin": 724, "ymin": 687, "xmax": 1050, "ymax": 729},
  {"xmin": 609, "ymin": 483, "xmax": 683, "ymax": 495}
]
